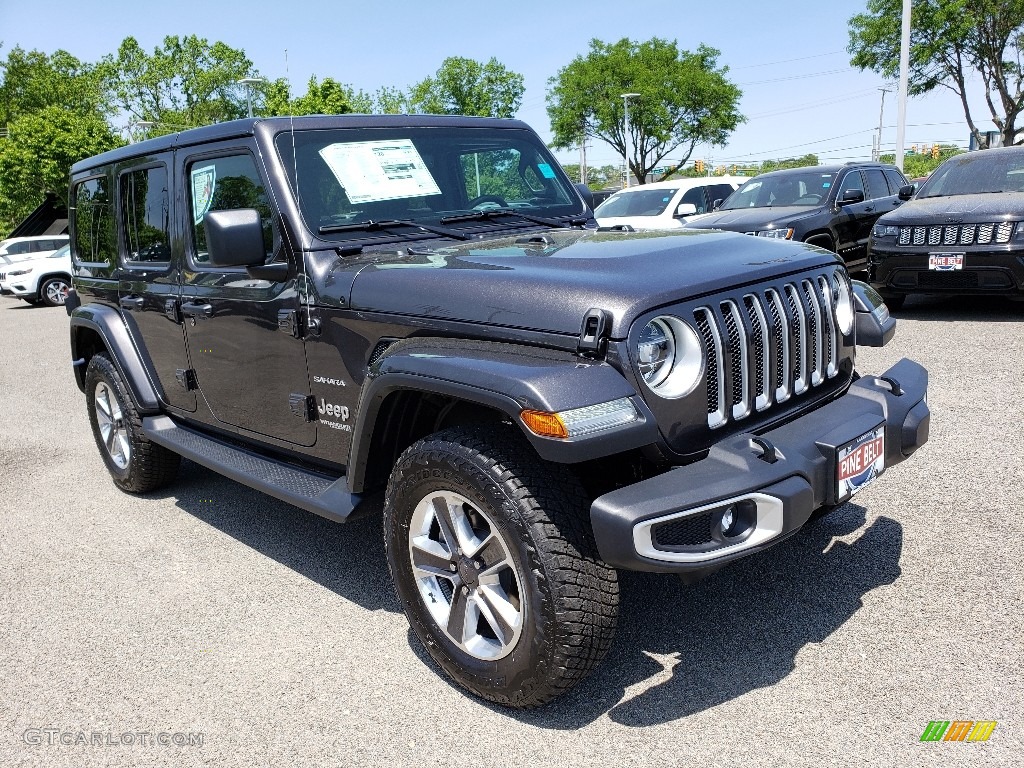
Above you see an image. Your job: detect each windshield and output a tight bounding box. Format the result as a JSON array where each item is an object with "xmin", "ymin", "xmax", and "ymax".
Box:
[
  {"xmin": 720, "ymin": 171, "xmax": 836, "ymax": 210},
  {"xmin": 594, "ymin": 188, "xmax": 678, "ymax": 218},
  {"xmin": 917, "ymin": 150, "xmax": 1024, "ymax": 197},
  {"xmin": 274, "ymin": 126, "xmax": 583, "ymax": 241}
]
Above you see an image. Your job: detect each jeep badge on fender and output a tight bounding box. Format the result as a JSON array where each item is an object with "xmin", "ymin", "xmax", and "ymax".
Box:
[{"xmin": 66, "ymin": 114, "xmax": 930, "ymax": 707}]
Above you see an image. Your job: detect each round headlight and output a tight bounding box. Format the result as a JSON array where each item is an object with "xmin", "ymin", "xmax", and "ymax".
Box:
[
  {"xmin": 834, "ymin": 274, "xmax": 855, "ymax": 336},
  {"xmin": 636, "ymin": 316, "xmax": 703, "ymax": 398}
]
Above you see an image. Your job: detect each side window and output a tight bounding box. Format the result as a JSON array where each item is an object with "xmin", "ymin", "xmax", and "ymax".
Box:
[
  {"xmin": 73, "ymin": 176, "xmax": 117, "ymax": 266},
  {"xmin": 8, "ymin": 242, "xmax": 31, "ymax": 255},
  {"xmin": 187, "ymin": 153, "xmax": 275, "ymax": 266},
  {"xmin": 863, "ymin": 169, "xmax": 890, "ymax": 200},
  {"xmin": 837, "ymin": 170, "xmax": 865, "ymax": 200},
  {"xmin": 121, "ymin": 165, "xmax": 170, "ymax": 264},
  {"xmin": 710, "ymin": 184, "xmax": 736, "ymax": 207},
  {"xmin": 680, "ymin": 186, "xmax": 707, "ymax": 214},
  {"xmin": 883, "ymin": 168, "xmax": 908, "ymax": 194}
]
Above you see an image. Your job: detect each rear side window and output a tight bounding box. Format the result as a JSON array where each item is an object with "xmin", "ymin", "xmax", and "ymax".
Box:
[
  {"xmin": 73, "ymin": 177, "xmax": 117, "ymax": 266},
  {"xmin": 709, "ymin": 184, "xmax": 736, "ymax": 207},
  {"xmin": 6, "ymin": 241, "xmax": 31, "ymax": 255},
  {"xmin": 680, "ymin": 186, "xmax": 708, "ymax": 214},
  {"xmin": 863, "ymin": 169, "xmax": 890, "ymax": 200},
  {"xmin": 121, "ymin": 166, "xmax": 171, "ymax": 264},
  {"xmin": 187, "ymin": 153, "xmax": 274, "ymax": 266}
]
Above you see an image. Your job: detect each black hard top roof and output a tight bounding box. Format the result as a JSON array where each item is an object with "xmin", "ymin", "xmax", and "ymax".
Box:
[{"xmin": 71, "ymin": 114, "xmax": 534, "ymax": 174}]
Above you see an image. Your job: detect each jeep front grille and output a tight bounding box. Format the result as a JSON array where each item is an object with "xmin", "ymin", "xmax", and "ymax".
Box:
[
  {"xmin": 898, "ymin": 221, "xmax": 1016, "ymax": 246},
  {"xmin": 695, "ymin": 273, "xmax": 842, "ymax": 429}
]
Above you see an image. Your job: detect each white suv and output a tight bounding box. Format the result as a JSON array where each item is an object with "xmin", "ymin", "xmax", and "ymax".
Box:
[
  {"xmin": 594, "ymin": 177, "xmax": 744, "ymax": 230},
  {"xmin": 0, "ymin": 235, "xmax": 69, "ymax": 264},
  {"xmin": 0, "ymin": 243, "xmax": 73, "ymax": 306}
]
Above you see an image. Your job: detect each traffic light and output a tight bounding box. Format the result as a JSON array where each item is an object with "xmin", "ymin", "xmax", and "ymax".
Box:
[
  {"xmin": 931, "ymin": 144, "xmax": 940, "ymax": 159},
  {"xmin": 695, "ymin": 159, "xmax": 704, "ymax": 174},
  {"xmin": 910, "ymin": 144, "xmax": 917, "ymax": 154}
]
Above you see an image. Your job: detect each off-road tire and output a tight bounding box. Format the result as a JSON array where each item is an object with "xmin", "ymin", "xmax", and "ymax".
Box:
[
  {"xmin": 85, "ymin": 353, "xmax": 180, "ymax": 493},
  {"xmin": 384, "ymin": 424, "xmax": 619, "ymax": 708}
]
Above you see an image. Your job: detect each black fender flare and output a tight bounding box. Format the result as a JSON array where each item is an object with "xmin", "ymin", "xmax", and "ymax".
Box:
[
  {"xmin": 69, "ymin": 303, "xmax": 161, "ymax": 413},
  {"xmin": 345, "ymin": 338, "xmax": 659, "ymax": 492}
]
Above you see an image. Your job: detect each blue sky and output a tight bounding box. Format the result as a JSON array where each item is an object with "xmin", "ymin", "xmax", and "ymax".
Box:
[{"xmin": 1, "ymin": 0, "xmax": 994, "ymax": 172}]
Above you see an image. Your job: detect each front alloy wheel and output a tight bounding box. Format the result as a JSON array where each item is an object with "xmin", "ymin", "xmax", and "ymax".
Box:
[
  {"xmin": 384, "ymin": 425, "xmax": 619, "ymax": 708},
  {"xmin": 408, "ymin": 490, "xmax": 523, "ymax": 661}
]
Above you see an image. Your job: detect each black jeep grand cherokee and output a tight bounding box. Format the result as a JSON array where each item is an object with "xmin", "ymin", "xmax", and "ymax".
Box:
[
  {"xmin": 869, "ymin": 147, "xmax": 1024, "ymax": 309},
  {"xmin": 684, "ymin": 162, "xmax": 910, "ymax": 273},
  {"xmin": 65, "ymin": 115, "xmax": 929, "ymax": 707}
]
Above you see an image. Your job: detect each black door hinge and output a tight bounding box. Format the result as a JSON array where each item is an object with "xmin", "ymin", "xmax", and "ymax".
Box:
[
  {"xmin": 175, "ymin": 368, "xmax": 198, "ymax": 391},
  {"xmin": 289, "ymin": 393, "xmax": 316, "ymax": 421},
  {"xmin": 165, "ymin": 298, "xmax": 181, "ymax": 323},
  {"xmin": 278, "ymin": 309, "xmax": 299, "ymax": 338},
  {"xmin": 578, "ymin": 308, "xmax": 611, "ymax": 357}
]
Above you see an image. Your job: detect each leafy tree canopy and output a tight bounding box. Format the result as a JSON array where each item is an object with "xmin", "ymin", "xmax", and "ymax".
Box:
[
  {"xmin": 547, "ymin": 38, "xmax": 744, "ymax": 185},
  {"xmin": 102, "ymin": 35, "xmax": 255, "ymax": 133},
  {"xmin": 849, "ymin": 0, "xmax": 1024, "ymax": 147},
  {"xmin": 0, "ymin": 106, "xmax": 122, "ymax": 232},
  {"xmin": 410, "ymin": 57, "xmax": 524, "ymax": 117},
  {"xmin": 0, "ymin": 45, "xmax": 108, "ymax": 125}
]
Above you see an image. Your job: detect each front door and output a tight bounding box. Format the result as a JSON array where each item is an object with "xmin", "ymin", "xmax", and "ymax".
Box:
[{"xmin": 179, "ymin": 147, "xmax": 315, "ymax": 447}]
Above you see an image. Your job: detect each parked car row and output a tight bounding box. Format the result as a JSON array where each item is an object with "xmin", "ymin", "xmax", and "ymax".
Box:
[{"xmin": 0, "ymin": 243, "xmax": 73, "ymax": 306}]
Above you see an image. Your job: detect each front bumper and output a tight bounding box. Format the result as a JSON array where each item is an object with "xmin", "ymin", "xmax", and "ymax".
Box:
[
  {"xmin": 869, "ymin": 243, "xmax": 1024, "ymax": 296},
  {"xmin": 591, "ymin": 358, "xmax": 929, "ymax": 574}
]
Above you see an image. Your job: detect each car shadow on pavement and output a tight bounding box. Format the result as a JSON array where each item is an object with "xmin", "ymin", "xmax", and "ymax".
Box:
[
  {"xmin": 160, "ymin": 459, "xmax": 400, "ymax": 613},
  {"xmin": 155, "ymin": 463, "xmax": 901, "ymax": 726},
  {"xmin": 509, "ymin": 503, "xmax": 903, "ymax": 728}
]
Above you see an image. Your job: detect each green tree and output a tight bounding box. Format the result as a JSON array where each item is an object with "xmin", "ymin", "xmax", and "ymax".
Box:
[
  {"xmin": 881, "ymin": 144, "xmax": 962, "ymax": 176},
  {"xmin": 547, "ymin": 38, "xmax": 743, "ymax": 185},
  {"xmin": 103, "ymin": 35, "xmax": 255, "ymax": 133},
  {"xmin": 0, "ymin": 106, "xmax": 122, "ymax": 232},
  {"xmin": 410, "ymin": 57, "xmax": 524, "ymax": 117},
  {"xmin": 0, "ymin": 45, "xmax": 108, "ymax": 126},
  {"xmin": 561, "ymin": 163, "xmax": 623, "ymax": 187},
  {"xmin": 849, "ymin": 0, "xmax": 1024, "ymax": 148},
  {"xmin": 292, "ymin": 76, "xmax": 355, "ymax": 115}
]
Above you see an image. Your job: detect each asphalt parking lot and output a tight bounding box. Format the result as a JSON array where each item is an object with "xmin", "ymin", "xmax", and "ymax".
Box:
[{"xmin": 1, "ymin": 292, "xmax": 1021, "ymax": 767}]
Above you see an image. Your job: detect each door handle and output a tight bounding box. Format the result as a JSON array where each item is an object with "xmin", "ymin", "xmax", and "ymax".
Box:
[
  {"xmin": 181, "ymin": 302, "xmax": 213, "ymax": 318},
  {"xmin": 119, "ymin": 296, "xmax": 145, "ymax": 311}
]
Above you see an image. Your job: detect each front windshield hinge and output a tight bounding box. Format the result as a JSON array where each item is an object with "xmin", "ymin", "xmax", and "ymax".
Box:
[{"xmin": 578, "ymin": 308, "xmax": 611, "ymax": 357}]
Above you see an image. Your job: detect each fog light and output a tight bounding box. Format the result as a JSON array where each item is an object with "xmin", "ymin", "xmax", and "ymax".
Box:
[{"xmin": 714, "ymin": 499, "xmax": 757, "ymax": 540}]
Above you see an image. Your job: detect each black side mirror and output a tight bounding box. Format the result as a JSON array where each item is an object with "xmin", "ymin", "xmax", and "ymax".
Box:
[
  {"xmin": 851, "ymin": 280, "xmax": 896, "ymax": 347},
  {"xmin": 712, "ymin": 198, "xmax": 723, "ymax": 211},
  {"xmin": 204, "ymin": 209, "xmax": 266, "ymax": 268},
  {"xmin": 898, "ymin": 184, "xmax": 915, "ymax": 201},
  {"xmin": 575, "ymin": 183, "xmax": 595, "ymax": 211},
  {"xmin": 838, "ymin": 189, "xmax": 865, "ymax": 206}
]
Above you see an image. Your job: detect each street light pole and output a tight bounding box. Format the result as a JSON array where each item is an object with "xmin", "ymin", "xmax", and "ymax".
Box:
[
  {"xmin": 895, "ymin": 0, "xmax": 911, "ymax": 171},
  {"xmin": 237, "ymin": 77, "xmax": 266, "ymax": 119},
  {"xmin": 621, "ymin": 93, "xmax": 640, "ymax": 187}
]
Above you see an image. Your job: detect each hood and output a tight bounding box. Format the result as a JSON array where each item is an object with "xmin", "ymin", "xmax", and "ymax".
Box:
[
  {"xmin": 878, "ymin": 192, "xmax": 1024, "ymax": 225},
  {"xmin": 312, "ymin": 229, "xmax": 839, "ymax": 338},
  {"xmin": 685, "ymin": 205, "xmax": 820, "ymax": 232}
]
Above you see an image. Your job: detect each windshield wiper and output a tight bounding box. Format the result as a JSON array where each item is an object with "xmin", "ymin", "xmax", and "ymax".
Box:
[
  {"xmin": 440, "ymin": 208, "xmax": 587, "ymax": 228},
  {"xmin": 319, "ymin": 219, "xmax": 471, "ymax": 241}
]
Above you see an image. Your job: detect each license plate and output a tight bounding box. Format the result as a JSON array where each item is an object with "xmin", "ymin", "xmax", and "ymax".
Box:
[
  {"xmin": 928, "ymin": 252, "xmax": 964, "ymax": 271},
  {"xmin": 836, "ymin": 426, "xmax": 885, "ymax": 500}
]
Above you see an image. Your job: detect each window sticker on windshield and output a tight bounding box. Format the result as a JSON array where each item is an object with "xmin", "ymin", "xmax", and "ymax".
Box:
[
  {"xmin": 191, "ymin": 165, "xmax": 216, "ymax": 224},
  {"xmin": 537, "ymin": 163, "xmax": 556, "ymax": 179},
  {"xmin": 318, "ymin": 140, "xmax": 441, "ymax": 203},
  {"xmin": 822, "ymin": 182, "xmax": 831, "ymax": 188}
]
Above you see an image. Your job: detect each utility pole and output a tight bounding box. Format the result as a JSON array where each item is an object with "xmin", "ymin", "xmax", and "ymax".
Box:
[
  {"xmin": 579, "ymin": 139, "xmax": 588, "ymax": 185},
  {"xmin": 621, "ymin": 93, "xmax": 640, "ymax": 187},
  {"xmin": 875, "ymin": 87, "xmax": 890, "ymax": 162},
  {"xmin": 895, "ymin": 0, "xmax": 911, "ymax": 171}
]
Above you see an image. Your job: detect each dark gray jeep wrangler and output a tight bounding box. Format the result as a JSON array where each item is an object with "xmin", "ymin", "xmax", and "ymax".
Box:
[{"xmin": 66, "ymin": 115, "xmax": 929, "ymax": 707}]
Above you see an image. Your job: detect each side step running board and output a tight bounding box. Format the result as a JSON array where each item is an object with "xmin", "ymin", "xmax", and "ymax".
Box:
[{"xmin": 142, "ymin": 415, "xmax": 361, "ymax": 523}]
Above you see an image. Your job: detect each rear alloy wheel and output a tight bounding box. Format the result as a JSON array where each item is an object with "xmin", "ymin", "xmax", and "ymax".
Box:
[
  {"xmin": 85, "ymin": 353, "xmax": 180, "ymax": 492},
  {"xmin": 39, "ymin": 276, "xmax": 71, "ymax": 307},
  {"xmin": 384, "ymin": 425, "xmax": 619, "ymax": 707}
]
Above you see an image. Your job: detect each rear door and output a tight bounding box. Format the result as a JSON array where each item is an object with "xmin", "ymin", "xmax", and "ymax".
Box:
[
  {"xmin": 116, "ymin": 157, "xmax": 196, "ymax": 412},
  {"xmin": 178, "ymin": 144, "xmax": 315, "ymax": 447}
]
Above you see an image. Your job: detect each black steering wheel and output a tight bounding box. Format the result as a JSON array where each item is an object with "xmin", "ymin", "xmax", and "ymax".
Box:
[{"xmin": 468, "ymin": 194, "xmax": 508, "ymax": 210}]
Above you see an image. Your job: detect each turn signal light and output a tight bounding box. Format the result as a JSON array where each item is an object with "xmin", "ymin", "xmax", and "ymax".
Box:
[{"xmin": 520, "ymin": 410, "xmax": 569, "ymax": 439}]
